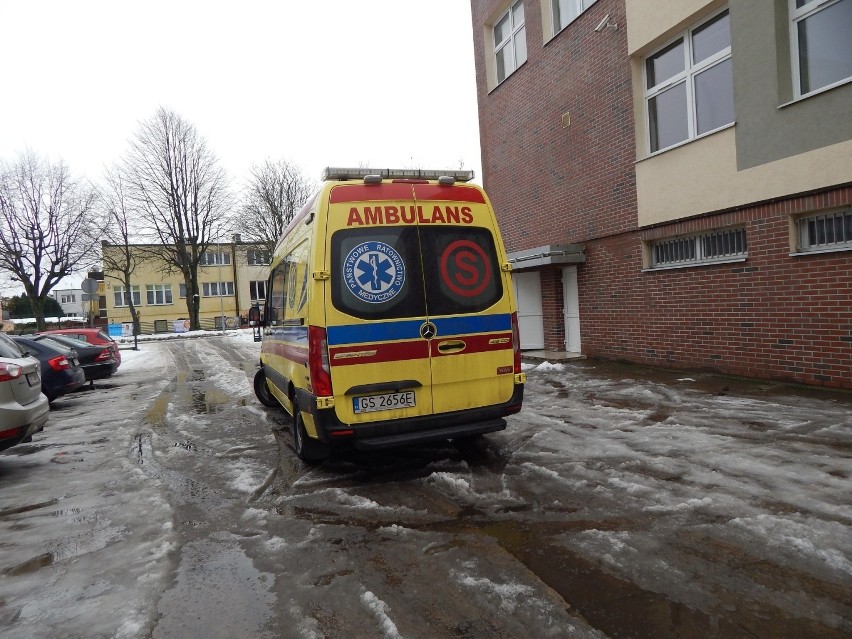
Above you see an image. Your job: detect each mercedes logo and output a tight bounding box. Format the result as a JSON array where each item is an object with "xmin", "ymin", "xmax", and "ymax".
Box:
[{"xmin": 420, "ymin": 321, "xmax": 437, "ymax": 340}]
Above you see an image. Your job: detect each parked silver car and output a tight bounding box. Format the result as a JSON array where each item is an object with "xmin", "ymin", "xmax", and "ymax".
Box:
[{"xmin": 0, "ymin": 333, "xmax": 49, "ymax": 452}]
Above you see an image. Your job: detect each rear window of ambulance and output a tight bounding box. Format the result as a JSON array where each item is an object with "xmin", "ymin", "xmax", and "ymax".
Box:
[
  {"xmin": 330, "ymin": 226, "xmax": 503, "ymax": 320},
  {"xmin": 331, "ymin": 227, "xmax": 426, "ymax": 321},
  {"xmin": 420, "ymin": 226, "xmax": 503, "ymax": 316}
]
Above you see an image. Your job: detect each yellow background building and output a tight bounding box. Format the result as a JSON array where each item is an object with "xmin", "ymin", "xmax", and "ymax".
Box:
[{"xmin": 102, "ymin": 238, "xmax": 270, "ymax": 331}]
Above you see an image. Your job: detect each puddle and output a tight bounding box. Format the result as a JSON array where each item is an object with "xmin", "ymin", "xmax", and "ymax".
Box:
[
  {"xmin": 2, "ymin": 552, "xmax": 54, "ymax": 576},
  {"xmin": 145, "ymin": 393, "xmax": 172, "ymax": 429},
  {"xmin": 0, "ymin": 499, "xmax": 60, "ymax": 518},
  {"xmin": 190, "ymin": 388, "xmax": 248, "ymax": 414}
]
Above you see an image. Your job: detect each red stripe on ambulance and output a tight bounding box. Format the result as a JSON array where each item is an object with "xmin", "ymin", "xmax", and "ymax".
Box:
[
  {"xmin": 329, "ymin": 183, "xmax": 413, "ymax": 204},
  {"xmin": 413, "ymin": 184, "xmax": 486, "ymax": 203},
  {"xmin": 430, "ymin": 333, "xmax": 515, "ymax": 358},
  {"xmin": 329, "ymin": 340, "xmax": 429, "ymax": 366}
]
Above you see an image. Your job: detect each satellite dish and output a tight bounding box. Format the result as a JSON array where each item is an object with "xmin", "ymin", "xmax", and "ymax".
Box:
[{"xmin": 81, "ymin": 278, "xmax": 98, "ymax": 294}]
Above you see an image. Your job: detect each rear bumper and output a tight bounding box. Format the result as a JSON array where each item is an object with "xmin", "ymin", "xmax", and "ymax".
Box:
[
  {"xmin": 82, "ymin": 360, "xmax": 119, "ymax": 381},
  {"xmin": 299, "ymin": 384, "xmax": 524, "ymax": 451},
  {"xmin": 0, "ymin": 395, "xmax": 49, "ymax": 452},
  {"xmin": 44, "ymin": 369, "xmax": 87, "ymax": 399}
]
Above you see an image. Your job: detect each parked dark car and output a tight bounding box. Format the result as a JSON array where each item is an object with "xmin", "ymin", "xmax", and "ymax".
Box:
[
  {"xmin": 32, "ymin": 334, "xmax": 119, "ymax": 382},
  {"xmin": 37, "ymin": 328, "xmax": 122, "ymax": 366},
  {"xmin": 0, "ymin": 333, "xmax": 49, "ymax": 452},
  {"xmin": 11, "ymin": 336, "xmax": 86, "ymax": 402}
]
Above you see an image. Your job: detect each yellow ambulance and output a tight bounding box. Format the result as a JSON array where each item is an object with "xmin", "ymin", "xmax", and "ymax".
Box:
[{"xmin": 253, "ymin": 167, "xmax": 525, "ymax": 461}]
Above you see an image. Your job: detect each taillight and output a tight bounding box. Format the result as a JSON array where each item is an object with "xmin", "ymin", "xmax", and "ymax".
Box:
[
  {"xmin": 511, "ymin": 312, "xmax": 522, "ymax": 374},
  {"xmin": 0, "ymin": 427, "xmax": 24, "ymax": 440},
  {"xmin": 48, "ymin": 355, "xmax": 70, "ymax": 371},
  {"xmin": 0, "ymin": 362, "xmax": 23, "ymax": 382},
  {"xmin": 95, "ymin": 348, "xmax": 112, "ymax": 362},
  {"xmin": 308, "ymin": 325, "xmax": 333, "ymax": 397}
]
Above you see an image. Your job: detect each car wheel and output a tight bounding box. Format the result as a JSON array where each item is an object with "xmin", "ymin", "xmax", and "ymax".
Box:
[
  {"xmin": 292, "ymin": 399, "xmax": 330, "ymax": 464},
  {"xmin": 253, "ymin": 368, "xmax": 279, "ymax": 408}
]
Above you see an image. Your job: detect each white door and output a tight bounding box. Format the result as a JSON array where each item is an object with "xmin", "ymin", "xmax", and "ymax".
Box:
[
  {"xmin": 512, "ymin": 271, "xmax": 544, "ymax": 350},
  {"xmin": 562, "ymin": 266, "xmax": 581, "ymax": 352}
]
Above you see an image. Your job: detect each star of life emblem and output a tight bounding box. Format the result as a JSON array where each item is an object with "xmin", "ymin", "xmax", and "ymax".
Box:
[{"xmin": 343, "ymin": 241, "xmax": 405, "ymax": 303}]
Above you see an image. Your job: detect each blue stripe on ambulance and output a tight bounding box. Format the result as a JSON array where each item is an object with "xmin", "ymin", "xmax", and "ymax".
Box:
[{"xmin": 326, "ymin": 313, "xmax": 512, "ymax": 346}]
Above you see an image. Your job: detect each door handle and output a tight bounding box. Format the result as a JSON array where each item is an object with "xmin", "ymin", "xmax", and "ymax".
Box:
[{"xmin": 437, "ymin": 340, "xmax": 466, "ymax": 354}]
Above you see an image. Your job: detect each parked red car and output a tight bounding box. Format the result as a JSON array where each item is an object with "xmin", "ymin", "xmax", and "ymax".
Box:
[{"xmin": 37, "ymin": 328, "xmax": 121, "ymax": 366}]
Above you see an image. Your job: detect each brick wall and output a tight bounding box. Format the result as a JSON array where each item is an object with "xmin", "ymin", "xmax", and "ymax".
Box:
[
  {"xmin": 578, "ymin": 185, "xmax": 852, "ymax": 389},
  {"xmin": 472, "ymin": 0, "xmax": 851, "ymax": 388},
  {"xmin": 471, "ymin": 0, "xmax": 638, "ymax": 253}
]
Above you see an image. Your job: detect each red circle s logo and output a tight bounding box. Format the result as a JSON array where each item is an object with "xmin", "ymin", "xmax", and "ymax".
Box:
[{"xmin": 440, "ymin": 240, "xmax": 492, "ymax": 297}]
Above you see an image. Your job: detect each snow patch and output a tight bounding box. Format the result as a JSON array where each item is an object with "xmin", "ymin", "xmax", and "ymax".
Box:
[{"xmin": 361, "ymin": 590, "xmax": 404, "ymax": 639}]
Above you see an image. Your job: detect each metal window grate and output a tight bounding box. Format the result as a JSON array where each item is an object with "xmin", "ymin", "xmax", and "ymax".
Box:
[
  {"xmin": 798, "ymin": 210, "xmax": 852, "ymax": 251},
  {"xmin": 652, "ymin": 227, "xmax": 747, "ymax": 267}
]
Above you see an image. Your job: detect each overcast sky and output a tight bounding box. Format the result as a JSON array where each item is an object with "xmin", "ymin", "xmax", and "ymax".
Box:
[{"xmin": 0, "ymin": 0, "xmax": 483, "ymax": 294}]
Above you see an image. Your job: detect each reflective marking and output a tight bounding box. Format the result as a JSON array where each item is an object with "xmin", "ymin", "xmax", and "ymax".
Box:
[{"xmin": 343, "ymin": 241, "xmax": 406, "ymax": 303}]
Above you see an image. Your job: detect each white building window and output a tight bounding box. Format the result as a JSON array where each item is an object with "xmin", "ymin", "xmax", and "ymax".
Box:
[
  {"xmin": 200, "ymin": 250, "xmax": 231, "ymax": 266},
  {"xmin": 552, "ymin": 0, "xmax": 598, "ymax": 34},
  {"xmin": 644, "ymin": 9, "xmax": 734, "ymax": 153},
  {"xmin": 247, "ymin": 249, "xmax": 270, "ymax": 266},
  {"xmin": 650, "ymin": 227, "xmax": 747, "ymax": 269},
  {"xmin": 250, "ymin": 280, "xmax": 266, "ymax": 301},
  {"xmin": 146, "ymin": 284, "xmax": 173, "ymax": 305},
  {"xmin": 60, "ymin": 293, "xmax": 77, "ymax": 304},
  {"xmin": 494, "ymin": 0, "xmax": 527, "ymax": 84},
  {"xmin": 796, "ymin": 209, "xmax": 852, "ymax": 253},
  {"xmin": 114, "ymin": 285, "xmax": 141, "ymax": 307},
  {"xmin": 790, "ymin": 0, "xmax": 852, "ymax": 97},
  {"xmin": 202, "ymin": 281, "xmax": 235, "ymax": 297}
]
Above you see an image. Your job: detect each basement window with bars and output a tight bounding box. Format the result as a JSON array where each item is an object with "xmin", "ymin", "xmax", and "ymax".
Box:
[
  {"xmin": 649, "ymin": 227, "xmax": 747, "ymax": 269},
  {"xmin": 795, "ymin": 208, "xmax": 852, "ymax": 253}
]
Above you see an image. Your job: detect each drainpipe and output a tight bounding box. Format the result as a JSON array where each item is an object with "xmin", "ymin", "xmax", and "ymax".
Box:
[{"xmin": 231, "ymin": 234, "xmax": 240, "ymax": 321}]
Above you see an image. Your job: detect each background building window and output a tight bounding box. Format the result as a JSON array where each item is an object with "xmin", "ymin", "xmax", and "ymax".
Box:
[
  {"xmin": 791, "ymin": 0, "xmax": 852, "ymax": 96},
  {"xmin": 250, "ymin": 280, "xmax": 267, "ymax": 301},
  {"xmin": 796, "ymin": 209, "xmax": 852, "ymax": 252},
  {"xmin": 644, "ymin": 9, "xmax": 734, "ymax": 153},
  {"xmin": 247, "ymin": 249, "xmax": 270, "ymax": 266},
  {"xmin": 113, "ymin": 285, "xmax": 141, "ymax": 307},
  {"xmin": 202, "ymin": 281, "xmax": 235, "ymax": 297},
  {"xmin": 494, "ymin": 0, "xmax": 527, "ymax": 84},
  {"xmin": 146, "ymin": 284, "xmax": 173, "ymax": 305},
  {"xmin": 552, "ymin": 0, "xmax": 597, "ymax": 34},
  {"xmin": 200, "ymin": 250, "xmax": 231, "ymax": 266},
  {"xmin": 651, "ymin": 227, "xmax": 747, "ymax": 268}
]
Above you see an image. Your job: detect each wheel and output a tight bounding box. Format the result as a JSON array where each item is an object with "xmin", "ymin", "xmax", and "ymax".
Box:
[
  {"xmin": 253, "ymin": 368, "xmax": 279, "ymax": 408},
  {"xmin": 292, "ymin": 399, "xmax": 330, "ymax": 463}
]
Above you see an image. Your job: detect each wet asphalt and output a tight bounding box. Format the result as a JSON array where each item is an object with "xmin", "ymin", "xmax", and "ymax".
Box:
[{"xmin": 0, "ymin": 336, "xmax": 849, "ymax": 638}]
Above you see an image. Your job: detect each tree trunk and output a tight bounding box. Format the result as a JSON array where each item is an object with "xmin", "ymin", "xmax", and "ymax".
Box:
[{"xmin": 31, "ymin": 296, "xmax": 47, "ymax": 332}]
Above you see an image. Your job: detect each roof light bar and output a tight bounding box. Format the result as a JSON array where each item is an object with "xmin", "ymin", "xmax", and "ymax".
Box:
[{"xmin": 322, "ymin": 167, "xmax": 475, "ymax": 183}]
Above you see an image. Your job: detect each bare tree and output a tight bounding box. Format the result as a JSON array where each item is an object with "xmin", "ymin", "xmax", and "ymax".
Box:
[
  {"xmin": 100, "ymin": 165, "xmax": 144, "ymax": 338},
  {"xmin": 234, "ymin": 159, "xmax": 316, "ymax": 256},
  {"xmin": 0, "ymin": 151, "xmax": 102, "ymax": 330},
  {"xmin": 123, "ymin": 107, "xmax": 233, "ymax": 331}
]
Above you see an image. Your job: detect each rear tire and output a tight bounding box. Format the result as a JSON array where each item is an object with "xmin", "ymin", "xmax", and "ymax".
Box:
[
  {"xmin": 253, "ymin": 368, "xmax": 279, "ymax": 408},
  {"xmin": 292, "ymin": 400, "xmax": 330, "ymax": 463}
]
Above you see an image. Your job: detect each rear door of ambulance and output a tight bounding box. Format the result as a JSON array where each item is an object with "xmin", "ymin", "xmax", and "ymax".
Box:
[
  {"xmin": 323, "ymin": 181, "xmax": 516, "ymax": 426},
  {"xmin": 412, "ymin": 182, "xmax": 516, "ymax": 414}
]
